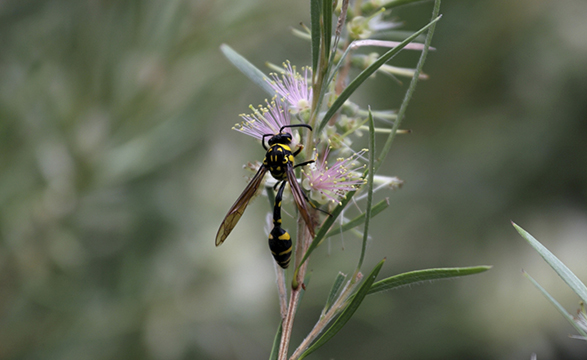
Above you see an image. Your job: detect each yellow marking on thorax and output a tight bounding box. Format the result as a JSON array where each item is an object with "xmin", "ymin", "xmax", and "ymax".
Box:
[{"xmin": 271, "ymin": 143, "xmax": 291, "ymax": 152}]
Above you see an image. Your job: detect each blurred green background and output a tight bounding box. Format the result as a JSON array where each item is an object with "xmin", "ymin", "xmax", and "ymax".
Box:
[{"xmin": 1, "ymin": 0, "xmax": 587, "ymax": 359}]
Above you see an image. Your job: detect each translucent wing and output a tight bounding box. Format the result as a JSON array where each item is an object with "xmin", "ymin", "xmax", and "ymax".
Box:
[
  {"xmin": 287, "ymin": 164, "xmax": 316, "ymax": 238},
  {"xmin": 215, "ymin": 165, "xmax": 268, "ymax": 246}
]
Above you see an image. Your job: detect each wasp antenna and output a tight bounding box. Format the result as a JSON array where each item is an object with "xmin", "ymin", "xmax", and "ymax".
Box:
[{"xmin": 280, "ymin": 124, "xmax": 313, "ymax": 133}]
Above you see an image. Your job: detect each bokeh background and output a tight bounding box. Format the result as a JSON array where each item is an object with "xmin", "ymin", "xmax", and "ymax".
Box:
[{"xmin": 1, "ymin": 0, "xmax": 587, "ymax": 359}]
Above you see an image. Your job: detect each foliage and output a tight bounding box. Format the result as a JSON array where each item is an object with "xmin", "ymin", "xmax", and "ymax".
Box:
[
  {"xmin": 218, "ymin": 1, "xmax": 490, "ymax": 358},
  {"xmin": 513, "ymin": 222, "xmax": 587, "ymax": 341}
]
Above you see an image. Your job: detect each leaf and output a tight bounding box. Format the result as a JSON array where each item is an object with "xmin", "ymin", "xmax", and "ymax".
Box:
[
  {"xmin": 380, "ymin": 0, "xmax": 430, "ymax": 9},
  {"xmin": 324, "ymin": 198, "xmax": 389, "ymax": 239},
  {"xmin": 523, "ymin": 271, "xmax": 587, "ymax": 338},
  {"xmin": 361, "ymin": 0, "xmax": 429, "ymax": 14},
  {"xmin": 368, "ymin": 266, "xmax": 492, "ymax": 295},
  {"xmin": 297, "ymin": 3, "xmax": 441, "ymax": 280},
  {"xmin": 321, "ymin": 0, "xmax": 332, "ymax": 66},
  {"xmin": 372, "ymin": 0, "xmax": 441, "ymax": 176},
  {"xmin": 317, "ymin": 15, "xmax": 441, "ymax": 132},
  {"xmin": 268, "ymin": 322, "xmax": 282, "ymax": 360},
  {"xmin": 310, "ymin": 0, "xmax": 321, "ymax": 74},
  {"xmin": 322, "ymin": 272, "xmax": 347, "ymax": 315},
  {"xmin": 309, "ymin": 0, "xmax": 335, "ymax": 129},
  {"xmin": 298, "ymin": 259, "xmax": 386, "ymax": 360},
  {"xmin": 513, "ymin": 222, "xmax": 587, "ymax": 304},
  {"xmin": 356, "ymin": 109, "xmax": 375, "ymax": 272},
  {"xmin": 220, "ymin": 44, "xmax": 275, "ymax": 98}
]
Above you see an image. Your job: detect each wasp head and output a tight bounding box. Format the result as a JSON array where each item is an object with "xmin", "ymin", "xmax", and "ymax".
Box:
[{"xmin": 267, "ymin": 132, "xmax": 292, "ymax": 146}]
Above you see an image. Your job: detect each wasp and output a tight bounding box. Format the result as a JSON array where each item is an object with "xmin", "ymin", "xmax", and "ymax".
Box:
[{"xmin": 215, "ymin": 124, "xmax": 316, "ymax": 267}]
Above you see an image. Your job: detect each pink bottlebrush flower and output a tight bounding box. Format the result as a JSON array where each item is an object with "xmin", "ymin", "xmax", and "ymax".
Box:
[
  {"xmin": 302, "ymin": 147, "xmax": 367, "ymax": 205},
  {"xmin": 266, "ymin": 61, "xmax": 312, "ymax": 115},
  {"xmin": 233, "ymin": 99, "xmax": 292, "ymax": 140}
]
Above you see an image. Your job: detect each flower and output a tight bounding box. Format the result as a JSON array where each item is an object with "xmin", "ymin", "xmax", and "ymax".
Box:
[
  {"xmin": 302, "ymin": 147, "xmax": 367, "ymax": 204},
  {"xmin": 266, "ymin": 61, "xmax": 312, "ymax": 116},
  {"xmin": 233, "ymin": 99, "xmax": 291, "ymax": 140}
]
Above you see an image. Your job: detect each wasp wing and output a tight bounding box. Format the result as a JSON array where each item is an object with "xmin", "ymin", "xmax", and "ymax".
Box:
[
  {"xmin": 287, "ymin": 164, "xmax": 316, "ymax": 238},
  {"xmin": 215, "ymin": 165, "xmax": 268, "ymax": 246}
]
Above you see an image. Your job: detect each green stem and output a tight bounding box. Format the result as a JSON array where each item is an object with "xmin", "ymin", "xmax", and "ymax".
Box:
[{"xmin": 354, "ymin": 109, "xmax": 375, "ymax": 274}]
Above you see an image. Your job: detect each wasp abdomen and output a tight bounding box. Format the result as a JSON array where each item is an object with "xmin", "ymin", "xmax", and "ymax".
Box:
[
  {"xmin": 268, "ymin": 226, "xmax": 292, "ymax": 269},
  {"xmin": 268, "ymin": 180, "xmax": 293, "ymax": 269}
]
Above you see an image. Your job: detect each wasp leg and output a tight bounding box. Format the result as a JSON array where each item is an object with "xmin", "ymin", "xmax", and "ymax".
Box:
[
  {"xmin": 293, "ymin": 159, "xmax": 315, "ymax": 168},
  {"xmin": 292, "ymin": 144, "xmax": 304, "ymax": 157},
  {"xmin": 261, "ymin": 133, "xmax": 272, "ymax": 151}
]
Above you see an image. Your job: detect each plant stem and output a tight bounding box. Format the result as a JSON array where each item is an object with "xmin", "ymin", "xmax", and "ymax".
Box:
[
  {"xmin": 278, "ymin": 288, "xmax": 301, "ymax": 360},
  {"xmin": 275, "ymin": 264, "xmax": 288, "ymax": 319},
  {"xmin": 289, "ymin": 278, "xmax": 358, "ymax": 359},
  {"xmin": 278, "ymin": 223, "xmax": 312, "ymax": 360}
]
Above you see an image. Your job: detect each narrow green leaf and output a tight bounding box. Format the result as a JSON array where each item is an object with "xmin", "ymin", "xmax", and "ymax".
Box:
[
  {"xmin": 381, "ymin": 0, "xmax": 430, "ymax": 9},
  {"xmin": 311, "ymin": 0, "xmax": 347, "ymax": 130},
  {"xmin": 220, "ymin": 44, "xmax": 275, "ymax": 97},
  {"xmin": 513, "ymin": 222, "xmax": 587, "ymax": 304},
  {"xmin": 368, "ymin": 266, "xmax": 492, "ymax": 295},
  {"xmin": 372, "ymin": 0, "xmax": 441, "ymax": 176},
  {"xmin": 523, "ymin": 271, "xmax": 587, "ymax": 338},
  {"xmin": 362, "ymin": 0, "xmax": 430, "ymax": 14},
  {"xmin": 375, "ymin": 30, "xmax": 427, "ymax": 43},
  {"xmin": 299, "ymin": 259, "xmax": 386, "ymax": 360},
  {"xmin": 317, "ymin": 16, "xmax": 441, "ymax": 132},
  {"xmin": 322, "ymin": 0, "xmax": 332, "ymax": 63},
  {"xmin": 356, "ymin": 110, "xmax": 375, "ymax": 272},
  {"xmin": 268, "ymin": 322, "xmax": 282, "ymax": 360},
  {"xmin": 310, "ymin": 0, "xmax": 321, "ymax": 75},
  {"xmin": 325, "ymin": 198, "xmax": 389, "ymax": 239},
  {"xmin": 323, "ymin": 272, "xmax": 347, "ymax": 315},
  {"xmin": 309, "ymin": 0, "xmax": 334, "ymax": 129}
]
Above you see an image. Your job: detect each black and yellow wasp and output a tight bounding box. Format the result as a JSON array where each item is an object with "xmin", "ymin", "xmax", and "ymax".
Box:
[{"xmin": 215, "ymin": 124, "xmax": 316, "ymax": 268}]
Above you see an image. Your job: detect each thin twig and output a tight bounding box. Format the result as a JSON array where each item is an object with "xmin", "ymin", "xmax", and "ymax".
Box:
[
  {"xmin": 275, "ymin": 263, "xmax": 288, "ymax": 319},
  {"xmin": 289, "ymin": 276, "xmax": 359, "ymax": 359},
  {"xmin": 278, "ymin": 224, "xmax": 312, "ymax": 360},
  {"xmin": 278, "ymin": 288, "xmax": 301, "ymax": 360}
]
